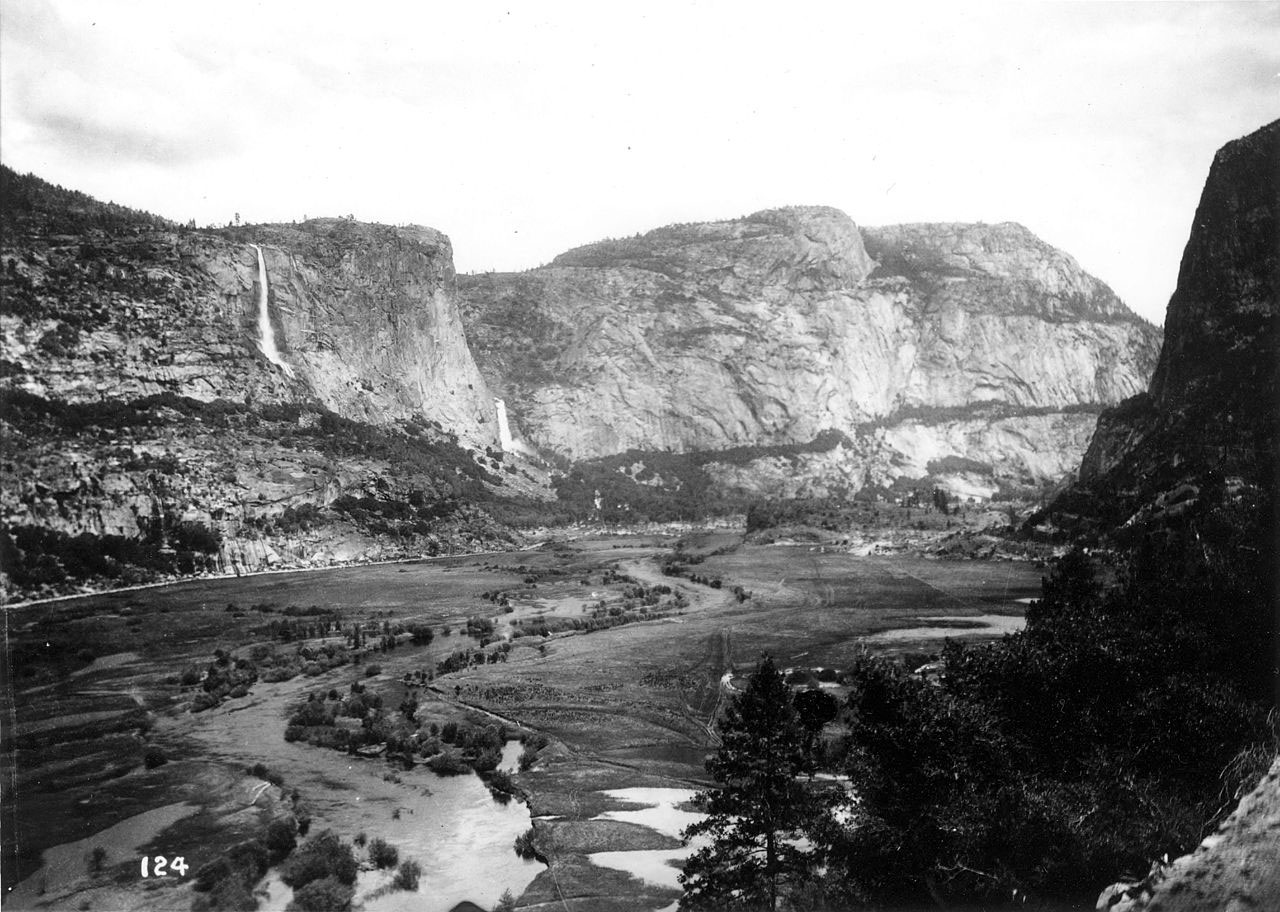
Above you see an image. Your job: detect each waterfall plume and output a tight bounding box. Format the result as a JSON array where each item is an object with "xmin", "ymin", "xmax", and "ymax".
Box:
[{"xmin": 250, "ymin": 244, "xmax": 295, "ymax": 378}]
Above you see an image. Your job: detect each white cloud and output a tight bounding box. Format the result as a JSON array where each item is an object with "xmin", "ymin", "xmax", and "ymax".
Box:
[{"xmin": 2, "ymin": 0, "xmax": 1276, "ymax": 322}]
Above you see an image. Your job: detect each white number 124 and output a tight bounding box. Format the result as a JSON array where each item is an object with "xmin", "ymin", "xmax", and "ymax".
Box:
[{"xmin": 140, "ymin": 856, "xmax": 188, "ymax": 877}]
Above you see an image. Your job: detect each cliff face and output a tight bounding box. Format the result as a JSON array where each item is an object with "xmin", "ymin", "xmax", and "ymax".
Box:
[
  {"xmin": 1, "ymin": 184, "xmax": 497, "ymax": 444},
  {"xmin": 458, "ymin": 208, "xmax": 1160, "ymax": 495},
  {"xmin": 0, "ymin": 169, "xmax": 541, "ymax": 597},
  {"xmin": 1052, "ymin": 119, "xmax": 1278, "ymax": 531}
]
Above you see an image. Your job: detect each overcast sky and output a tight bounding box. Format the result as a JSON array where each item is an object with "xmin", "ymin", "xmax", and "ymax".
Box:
[{"xmin": 2, "ymin": 1, "xmax": 1276, "ymax": 324}]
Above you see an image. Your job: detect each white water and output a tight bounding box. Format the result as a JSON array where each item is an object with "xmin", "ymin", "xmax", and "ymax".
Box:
[
  {"xmin": 587, "ymin": 788, "xmax": 708, "ymax": 892},
  {"xmin": 255, "ymin": 766, "xmax": 540, "ymax": 912},
  {"xmin": 868, "ymin": 613, "xmax": 1027, "ymax": 641},
  {"xmin": 250, "ymin": 244, "xmax": 295, "ymax": 378},
  {"xmin": 593, "ymin": 788, "xmax": 704, "ymax": 839},
  {"xmin": 494, "ymin": 397, "xmax": 515, "ymax": 451}
]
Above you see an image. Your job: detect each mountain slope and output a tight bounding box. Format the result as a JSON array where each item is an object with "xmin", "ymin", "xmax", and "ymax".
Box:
[
  {"xmin": 458, "ymin": 208, "xmax": 1161, "ymax": 499},
  {"xmin": 1043, "ymin": 118, "xmax": 1278, "ymax": 534},
  {"xmin": 1, "ymin": 169, "xmax": 497, "ymax": 441},
  {"xmin": 0, "ymin": 168, "xmax": 548, "ymax": 598}
]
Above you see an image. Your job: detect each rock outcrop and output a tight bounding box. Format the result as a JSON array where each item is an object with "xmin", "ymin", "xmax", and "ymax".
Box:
[
  {"xmin": 458, "ymin": 208, "xmax": 1160, "ymax": 496},
  {"xmin": 1121, "ymin": 757, "xmax": 1280, "ymax": 912},
  {"xmin": 0, "ymin": 169, "xmax": 543, "ymax": 598},
  {"xmin": 1, "ymin": 176, "xmax": 497, "ymax": 444},
  {"xmin": 1046, "ymin": 118, "xmax": 1278, "ymax": 532}
]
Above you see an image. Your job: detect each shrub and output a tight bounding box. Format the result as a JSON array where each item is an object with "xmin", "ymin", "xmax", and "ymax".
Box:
[
  {"xmin": 281, "ymin": 831, "xmax": 357, "ymax": 889},
  {"xmin": 264, "ymin": 818, "xmax": 297, "ymax": 864},
  {"xmin": 204, "ymin": 874, "xmax": 256, "ymax": 911},
  {"xmin": 289, "ymin": 875, "xmax": 354, "ymax": 912},
  {"xmin": 392, "ymin": 860, "xmax": 421, "ymax": 891},
  {"xmin": 194, "ymin": 857, "xmax": 232, "ymax": 892},
  {"xmin": 368, "ymin": 837, "xmax": 398, "ymax": 869},
  {"xmin": 365, "ymin": 664, "xmax": 382, "ymax": 677},
  {"xmin": 251, "ymin": 763, "xmax": 284, "ymax": 786},
  {"xmin": 426, "ymin": 750, "xmax": 470, "ymax": 776},
  {"xmin": 513, "ymin": 828, "xmax": 539, "ymax": 860},
  {"xmin": 471, "ymin": 746, "xmax": 501, "ymax": 773},
  {"xmin": 143, "ymin": 747, "xmax": 168, "ymax": 769},
  {"xmin": 488, "ymin": 769, "xmax": 515, "ymax": 794}
]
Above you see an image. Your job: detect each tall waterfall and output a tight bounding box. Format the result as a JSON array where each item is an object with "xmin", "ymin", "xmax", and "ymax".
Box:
[
  {"xmin": 494, "ymin": 397, "xmax": 515, "ymax": 451},
  {"xmin": 250, "ymin": 244, "xmax": 295, "ymax": 378}
]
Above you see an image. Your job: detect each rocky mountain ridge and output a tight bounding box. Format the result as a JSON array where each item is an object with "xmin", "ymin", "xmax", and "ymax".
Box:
[
  {"xmin": 458, "ymin": 207, "xmax": 1161, "ymax": 500},
  {"xmin": 0, "ymin": 168, "xmax": 548, "ymax": 598},
  {"xmin": 1044, "ymin": 118, "xmax": 1278, "ymax": 534},
  {"xmin": 2, "ymin": 173, "xmax": 498, "ymax": 443}
]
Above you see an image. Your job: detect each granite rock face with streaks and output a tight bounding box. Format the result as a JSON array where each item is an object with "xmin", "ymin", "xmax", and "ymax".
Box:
[{"xmin": 458, "ymin": 207, "xmax": 1160, "ymax": 494}]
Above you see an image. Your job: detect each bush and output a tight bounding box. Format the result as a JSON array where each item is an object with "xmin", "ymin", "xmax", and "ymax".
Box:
[
  {"xmin": 143, "ymin": 747, "xmax": 168, "ymax": 769},
  {"xmin": 264, "ymin": 819, "xmax": 298, "ymax": 864},
  {"xmin": 251, "ymin": 763, "xmax": 284, "ymax": 786},
  {"xmin": 281, "ymin": 831, "xmax": 358, "ymax": 889},
  {"xmin": 368, "ymin": 837, "xmax": 399, "ymax": 869},
  {"xmin": 488, "ymin": 769, "xmax": 515, "ymax": 794},
  {"xmin": 204, "ymin": 874, "xmax": 257, "ymax": 911},
  {"xmin": 289, "ymin": 875, "xmax": 354, "ymax": 911},
  {"xmin": 518, "ymin": 742, "xmax": 540, "ymax": 771},
  {"xmin": 392, "ymin": 860, "xmax": 421, "ymax": 891},
  {"xmin": 471, "ymin": 746, "xmax": 502, "ymax": 773},
  {"xmin": 426, "ymin": 750, "xmax": 470, "ymax": 776},
  {"xmin": 514, "ymin": 828, "xmax": 539, "ymax": 860},
  {"xmin": 194, "ymin": 857, "xmax": 232, "ymax": 892},
  {"xmin": 365, "ymin": 664, "xmax": 382, "ymax": 677}
]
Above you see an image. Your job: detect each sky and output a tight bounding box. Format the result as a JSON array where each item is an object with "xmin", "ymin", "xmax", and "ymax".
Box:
[{"xmin": 1, "ymin": 1, "xmax": 1277, "ymax": 325}]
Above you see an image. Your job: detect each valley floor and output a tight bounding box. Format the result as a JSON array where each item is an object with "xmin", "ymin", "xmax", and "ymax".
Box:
[{"xmin": 4, "ymin": 533, "xmax": 1045, "ymax": 912}]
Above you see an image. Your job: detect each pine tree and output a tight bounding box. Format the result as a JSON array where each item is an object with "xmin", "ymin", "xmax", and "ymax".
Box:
[{"xmin": 679, "ymin": 655, "xmax": 818, "ymax": 911}]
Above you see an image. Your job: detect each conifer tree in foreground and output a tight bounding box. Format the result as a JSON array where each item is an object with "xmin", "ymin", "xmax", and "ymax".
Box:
[{"xmin": 679, "ymin": 655, "xmax": 818, "ymax": 911}]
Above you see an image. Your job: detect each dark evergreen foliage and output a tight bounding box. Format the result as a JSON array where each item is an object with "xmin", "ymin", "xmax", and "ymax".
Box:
[
  {"xmin": 825, "ymin": 492, "xmax": 1274, "ymax": 905},
  {"xmin": 680, "ymin": 656, "xmax": 821, "ymax": 911}
]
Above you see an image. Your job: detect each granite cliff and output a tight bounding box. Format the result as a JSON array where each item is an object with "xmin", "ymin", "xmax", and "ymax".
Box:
[
  {"xmin": 2, "ymin": 176, "xmax": 497, "ymax": 440},
  {"xmin": 458, "ymin": 208, "xmax": 1161, "ymax": 500},
  {"xmin": 1045, "ymin": 118, "xmax": 1278, "ymax": 534},
  {"xmin": 1037, "ymin": 119, "xmax": 1278, "ymax": 912},
  {"xmin": 0, "ymin": 168, "xmax": 545, "ymax": 598}
]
